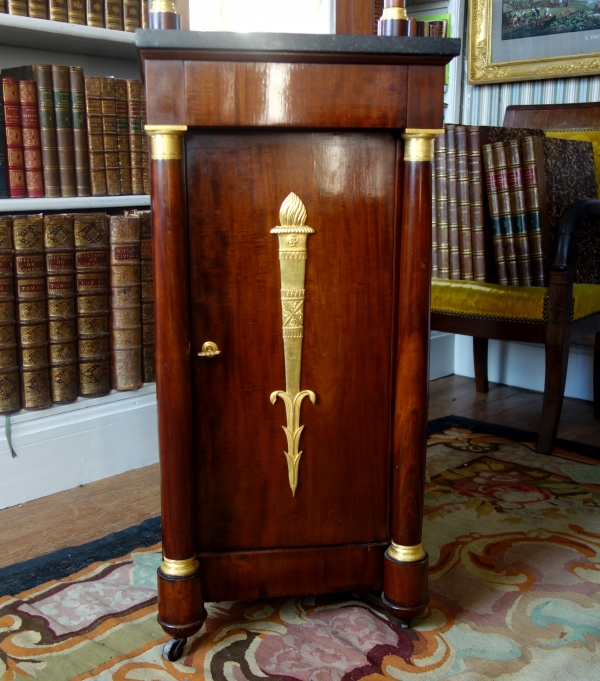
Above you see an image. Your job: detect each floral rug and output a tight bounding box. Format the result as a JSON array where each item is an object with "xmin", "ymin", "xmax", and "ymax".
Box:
[{"xmin": 1, "ymin": 416, "xmax": 599, "ymax": 680}]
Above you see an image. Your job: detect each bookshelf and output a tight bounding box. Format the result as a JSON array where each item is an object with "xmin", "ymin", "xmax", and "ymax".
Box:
[{"xmin": 0, "ymin": 15, "xmax": 157, "ymax": 509}]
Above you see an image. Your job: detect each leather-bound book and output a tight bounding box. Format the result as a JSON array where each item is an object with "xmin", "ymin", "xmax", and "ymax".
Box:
[
  {"xmin": 19, "ymin": 80, "xmax": 44, "ymax": 198},
  {"xmin": 0, "ymin": 1, "xmax": 8, "ymax": 11},
  {"xmin": 481, "ymin": 143, "xmax": 508, "ymax": 286},
  {"xmin": 140, "ymin": 82, "xmax": 149, "ymax": 195},
  {"xmin": 44, "ymin": 214, "xmax": 78, "ymax": 403},
  {"xmin": 101, "ymin": 77, "xmax": 120, "ymax": 196},
  {"xmin": 0, "ymin": 92, "xmax": 9, "ymax": 199},
  {"xmin": 123, "ymin": 0, "xmax": 139, "ymax": 31},
  {"xmin": 434, "ymin": 132, "xmax": 449, "ymax": 279},
  {"xmin": 141, "ymin": 0, "xmax": 147, "ymax": 27},
  {"xmin": 2, "ymin": 77, "xmax": 26, "ymax": 199},
  {"xmin": 126, "ymin": 79, "xmax": 143, "ymax": 194},
  {"xmin": 431, "ymin": 169, "xmax": 438, "ymax": 278},
  {"xmin": 521, "ymin": 136, "xmax": 547, "ymax": 287},
  {"xmin": 109, "ymin": 214, "xmax": 142, "ymax": 390},
  {"xmin": 466, "ymin": 126, "xmax": 486, "ymax": 282},
  {"xmin": 445, "ymin": 125, "xmax": 461, "ymax": 279},
  {"xmin": 138, "ymin": 209, "xmax": 154, "ymax": 382},
  {"xmin": 115, "ymin": 78, "xmax": 132, "ymax": 195},
  {"xmin": 104, "ymin": 0, "xmax": 122, "ymax": 28},
  {"xmin": 13, "ymin": 214, "xmax": 52, "ymax": 410},
  {"xmin": 505, "ymin": 139, "xmax": 532, "ymax": 286},
  {"xmin": 7, "ymin": 0, "xmax": 27, "ymax": 15},
  {"xmin": 52, "ymin": 65, "xmax": 76, "ymax": 197},
  {"xmin": 48, "ymin": 0, "xmax": 67, "ymax": 21},
  {"xmin": 67, "ymin": 0, "xmax": 85, "ymax": 23},
  {"xmin": 74, "ymin": 213, "xmax": 110, "ymax": 397},
  {"xmin": 28, "ymin": 0, "xmax": 48, "ymax": 18},
  {"xmin": 0, "ymin": 217, "xmax": 21, "ymax": 414},
  {"xmin": 86, "ymin": 0, "xmax": 103, "ymax": 25},
  {"xmin": 69, "ymin": 67, "xmax": 90, "ymax": 197},
  {"xmin": 491, "ymin": 142, "xmax": 519, "ymax": 286},
  {"xmin": 455, "ymin": 126, "xmax": 474, "ymax": 281},
  {"xmin": 84, "ymin": 76, "xmax": 106, "ymax": 196}
]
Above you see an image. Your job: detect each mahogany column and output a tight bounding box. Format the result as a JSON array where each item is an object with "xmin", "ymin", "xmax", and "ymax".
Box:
[
  {"xmin": 383, "ymin": 129, "xmax": 441, "ymax": 625},
  {"xmin": 145, "ymin": 124, "xmax": 206, "ymax": 640},
  {"xmin": 149, "ymin": 0, "xmax": 180, "ymax": 29}
]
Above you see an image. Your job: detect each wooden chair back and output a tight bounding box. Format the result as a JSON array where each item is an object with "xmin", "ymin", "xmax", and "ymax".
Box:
[{"xmin": 504, "ymin": 102, "xmax": 600, "ymax": 130}]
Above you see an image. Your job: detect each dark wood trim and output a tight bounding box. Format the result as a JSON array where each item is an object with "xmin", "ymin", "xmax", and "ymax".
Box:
[{"xmin": 336, "ymin": 0, "xmax": 376, "ymax": 35}]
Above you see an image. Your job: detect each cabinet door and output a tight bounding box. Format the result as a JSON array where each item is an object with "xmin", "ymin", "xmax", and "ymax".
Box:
[{"xmin": 188, "ymin": 131, "xmax": 396, "ymax": 551}]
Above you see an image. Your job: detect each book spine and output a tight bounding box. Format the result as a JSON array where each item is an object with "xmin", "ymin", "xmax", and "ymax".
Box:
[
  {"xmin": 69, "ymin": 66, "xmax": 90, "ymax": 197},
  {"xmin": 101, "ymin": 77, "xmax": 120, "ymax": 196},
  {"xmin": 138, "ymin": 210, "xmax": 154, "ymax": 381},
  {"xmin": 0, "ymin": 217, "xmax": 20, "ymax": 413},
  {"xmin": 48, "ymin": 0, "xmax": 67, "ymax": 20},
  {"xmin": 110, "ymin": 214, "xmax": 142, "ymax": 390},
  {"xmin": 445, "ymin": 125, "xmax": 462, "ymax": 280},
  {"xmin": 7, "ymin": 0, "xmax": 27, "ymax": 15},
  {"xmin": 482, "ymin": 143, "xmax": 508, "ymax": 286},
  {"xmin": 28, "ymin": 0, "xmax": 48, "ymax": 18},
  {"xmin": 434, "ymin": 132, "xmax": 449, "ymax": 279},
  {"xmin": 44, "ymin": 213, "xmax": 78, "ymax": 403},
  {"xmin": 67, "ymin": 0, "xmax": 85, "ymax": 23},
  {"xmin": 141, "ymin": 83, "xmax": 149, "ymax": 195},
  {"xmin": 491, "ymin": 142, "xmax": 519, "ymax": 286},
  {"xmin": 466, "ymin": 126, "xmax": 486, "ymax": 282},
  {"xmin": 86, "ymin": 0, "xmax": 103, "ymax": 25},
  {"xmin": 115, "ymin": 78, "xmax": 132, "ymax": 195},
  {"xmin": 84, "ymin": 76, "xmax": 107, "ymax": 196},
  {"xmin": 0, "ymin": 102, "xmax": 8, "ymax": 198},
  {"xmin": 521, "ymin": 136, "xmax": 546, "ymax": 287},
  {"xmin": 74, "ymin": 213, "xmax": 110, "ymax": 397},
  {"xmin": 52, "ymin": 65, "xmax": 76, "ymax": 197},
  {"xmin": 123, "ymin": 0, "xmax": 139, "ymax": 31},
  {"xmin": 13, "ymin": 215, "xmax": 52, "ymax": 410},
  {"xmin": 127, "ymin": 79, "xmax": 143, "ymax": 195},
  {"xmin": 455, "ymin": 126, "xmax": 474, "ymax": 281},
  {"xmin": 35, "ymin": 65, "xmax": 61, "ymax": 198},
  {"xmin": 104, "ymin": 0, "xmax": 123, "ymax": 28},
  {"xmin": 505, "ymin": 139, "xmax": 533, "ymax": 286},
  {"xmin": 0, "ymin": 1, "xmax": 6, "ymax": 10},
  {"xmin": 141, "ymin": 0, "xmax": 147, "ymax": 27},
  {"xmin": 431, "ymin": 162, "xmax": 438, "ymax": 278},
  {"xmin": 2, "ymin": 78, "xmax": 26, "ymax": 199},
  {"xmin": 19, "ymin": 80, "xmax": 44, "ymax": 199}
]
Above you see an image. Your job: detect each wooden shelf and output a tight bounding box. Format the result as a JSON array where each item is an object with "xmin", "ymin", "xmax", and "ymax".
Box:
[
  {"xmin": 0, "ymin": 195, "xmax": 150, "ymax": 212},
  {"xmin": 0, "ymin": 13, "xmax": 137, "ymax": 60}
]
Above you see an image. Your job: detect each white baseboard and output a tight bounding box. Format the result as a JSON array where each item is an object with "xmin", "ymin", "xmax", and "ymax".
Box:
[
  {"xmin": 0, "ymin": 384, "xmax": 159, "ymax": 510},
  {"xmin": 454, "ymin": 335, "xmax": 593, "ymax": 402},
  {"xmin": 430, "ymin": 331, "xmax": 455, "ymax": 380}
]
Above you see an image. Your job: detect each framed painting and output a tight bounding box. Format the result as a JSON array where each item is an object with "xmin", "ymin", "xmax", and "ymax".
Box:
[{"xmin": 468, "ymin": 0, "xmax": 600, "ymax": 83}]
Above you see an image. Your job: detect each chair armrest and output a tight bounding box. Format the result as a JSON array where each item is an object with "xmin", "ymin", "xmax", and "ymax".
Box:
[{"xmin": 551, "ymin": 198, "xmax": 600, "ymax": 272}]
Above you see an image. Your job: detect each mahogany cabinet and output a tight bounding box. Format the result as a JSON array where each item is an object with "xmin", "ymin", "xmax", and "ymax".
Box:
[{"xmin": 136, "ymin": 28, "xmax": 459, "ymax": 658}]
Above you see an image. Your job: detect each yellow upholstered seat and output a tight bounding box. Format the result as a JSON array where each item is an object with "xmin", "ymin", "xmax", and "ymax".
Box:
[{"xmin": 431, "ymin": 278, "xmax": 600, "ymax": 323}]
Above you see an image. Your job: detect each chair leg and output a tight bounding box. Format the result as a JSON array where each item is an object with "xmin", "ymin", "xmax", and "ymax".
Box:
[
  {"xmin": 538, "ymin": 336, "xmax": 570, "ymax": 454},
  {"xmin": 594, "ymin": 332, "xmax": 600, "ymax": 420},
  {"xmin": 473, "ymin": 337, "xmax": 489, "ymax": 393}
]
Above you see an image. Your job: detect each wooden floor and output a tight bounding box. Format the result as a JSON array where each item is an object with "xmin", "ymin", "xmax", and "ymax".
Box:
[{"xmin": 1, "ymin": 375, "xmax": 598, "ymax": 569}]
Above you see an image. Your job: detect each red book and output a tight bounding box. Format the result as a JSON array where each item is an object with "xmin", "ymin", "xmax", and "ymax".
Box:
[
  {"xmin": 2, "ymin": 78, "xmax": 25, "ymax": 199},
  {"xmin": 19, "ymin": 80, "xmax": 44, "ymax": 198}
]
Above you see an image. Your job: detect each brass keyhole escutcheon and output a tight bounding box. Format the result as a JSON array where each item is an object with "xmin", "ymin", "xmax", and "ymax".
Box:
[{"xmin": 198, "ymin": 341, "xmax": 221, "ymax": 357}]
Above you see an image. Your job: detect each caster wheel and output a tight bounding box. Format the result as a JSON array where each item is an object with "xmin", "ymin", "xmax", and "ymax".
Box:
[{"xmin": 162, "ymin": 637, "xmax": 187, "ymax": 662}]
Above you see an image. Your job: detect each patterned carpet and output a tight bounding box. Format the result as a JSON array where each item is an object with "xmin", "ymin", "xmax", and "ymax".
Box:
[{"xmin": 1, "ymin": 417, "xmax": 599, "ymax": 680}]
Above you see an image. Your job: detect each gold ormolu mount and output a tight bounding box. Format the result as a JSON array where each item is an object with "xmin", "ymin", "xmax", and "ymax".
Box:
[{"xmin": 270, "ymin": 193, "xmax": 316, "ymax": 497}]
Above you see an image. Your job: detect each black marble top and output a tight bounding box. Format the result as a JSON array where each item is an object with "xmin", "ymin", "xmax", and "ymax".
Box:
[{"xmin": 135, "ymin": 30, "xmax": 461, "ymax": 58}]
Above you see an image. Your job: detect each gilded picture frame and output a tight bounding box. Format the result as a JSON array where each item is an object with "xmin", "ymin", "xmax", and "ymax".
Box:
[{"xmin": 468, "ymin": 0, "xmax": 600, "ymax": 84}]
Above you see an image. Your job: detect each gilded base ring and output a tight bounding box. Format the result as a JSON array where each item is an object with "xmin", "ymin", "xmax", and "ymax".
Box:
[
  {"xmin": 160, "ymin": 556, "xmax": 200, "ymax": 578},
  {"xmin": 387, "ymin": 541, "xmax": 426, "ymax": 563}
]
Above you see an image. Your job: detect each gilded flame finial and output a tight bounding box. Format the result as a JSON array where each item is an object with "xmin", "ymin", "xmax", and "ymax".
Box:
[{"xmin": 279, "ymin": 192, "xmax": 307, "ymax": 227}]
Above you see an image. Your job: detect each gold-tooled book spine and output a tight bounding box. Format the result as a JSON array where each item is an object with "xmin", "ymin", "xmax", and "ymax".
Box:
[
  {"xmin": 84, "ymin": 76, "xmax": 107, "ymax": 197},
  {"xmin": 109, "ymin": 215, "xmax": 142, "ymax": 390},
  {"xmin": 48, "ymin": 0, "xmax": 67, "ymax": 21},
  {"xmin": 34, "ymin": 65, "xmax": 61, "ymax": 198},
  {"xmin": 19, "ymin": 80, "xmax": 44, "ymax": 199},
  {"xmin": 0, "ymin": 1, "xmax": 6, "ymax": 11},
  {"xmin": 13, "ymin": 214, "xmax": 52, "ymax": 410},
  {"xmin": 115, "ymin": 79, "xmax": 132, "ymax": 195},
  {"xmin": 466, "ymin": 127, "xmax": 487, "ymax": 282},
  {"xmin": 0, "ymin": 217, "xmax": 21, "ymax": 413},
  {"xmin": 445, "ymin": 125, "xmax": 462, "ymax": 280},
  {"xmin": 101, "ymin": 77, "xmax": 120, "ymax": 196},
  {"xmin": 123, "ymin": 0, "xmax": 139, "ymax": 31},
  {"xmin": 521, "ymin": 137, "xmax": 547, "ymax": 287},
  {"xmin": 75, "ymin": 213, "xmax": 110, "ymax": 396},
  {"xmin": 44, "ymin": 214, "xmax": 78, "ymax": 403},
  {"xmin": 434, "ymin": 132, "xmax": 449, "ymax": 279},
  {"xmin": 52, "ymin": 65, "xmax": 76, "ymax": 197},
  {"xmin": 505, "ymin": 140, "xmax": 533, "ymax": 287},
  {"xmin": 86, "ymin": 0, "xmax": 103, "ymax": 25},
  {"xmin": 481, "ymin": 143, "xmax": 508, "ymax": 286},
  {"xmin": 140, "ymin": 83, "xmax": 149, "ymax": 195},
  {"xmin": 141, "ymin": 0, "xmax": 148, "ymax": 27},
  {"xmin": 126, "ymin": 79, "xmax": 143, "ymax": 195},
  {"xmin": 67, "ymin": 0, "xmax": 85, "ymax": 23},
  {"xmin": 28, "ymin": 0, "xmax": 48, "ymax": 19},
  {"xmin": 69, "ymin": 67, "xmax": 90, "ymax": 197},
  {"xmin": 7, "ymin": 0, "xmax": 27, "ymax": 15},
  {"xmin": 491, "ymin": 142, "xmax": 519, "ymax": 286},
  {"xmin": 431, "ymin": 164, "xmax": 438, "ymax": 278},
  {"xmin": 138, "ymin": 210, "xmax": 154, "ymax": 382},
  {"xmin": 455, "ymin": 126, "xmax": 474, "ymax": 281},
  {"xmin": 104, "ymin": 0, "xmax": 122, "ymax": 29}
]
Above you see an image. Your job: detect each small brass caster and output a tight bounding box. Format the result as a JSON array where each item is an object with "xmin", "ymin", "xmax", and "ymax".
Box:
[{"xmin": 198, "ymin": 341, "xmax": 221, "ymax": 357}]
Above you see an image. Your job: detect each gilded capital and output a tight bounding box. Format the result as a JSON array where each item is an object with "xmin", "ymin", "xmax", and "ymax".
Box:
[
  {"xmin": 402, "ymin": 129, "xmax": 444, "ymax": 163},
  {"xmin": 145, "ymin": 125, "xmax": 188, "ymax": 161},
  {"xmin": 387, "ymin": 541, "xmax": 427, "ymax": 563},
  {"xmin": 150, "ymin": 0, "xmax": 177, "ymax": 13},
  {"xmin": 381, "ymin": 6, "xmax": 408, "ymax": 20}
]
